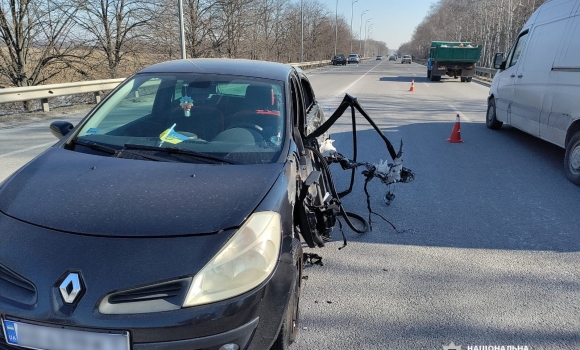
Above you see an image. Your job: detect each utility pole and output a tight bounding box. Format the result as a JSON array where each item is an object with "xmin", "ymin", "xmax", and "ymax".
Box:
[
  {"xmin": 350, "ymin": 0, "xmax": 358, "ymax": 53},
  {"xmin": 178, "ymin": 0, "xmax": 186, "ymax": 59},
  {"xmin": 359, "ymin": 11, "xmax": 368, "ymax": 55},
  {"xmin": 364, "ymin": 20, "xmax": 372, "ymax": 58},
  {"xmin": 334, "ymin": 0, "xmax": 338, "ymax": 56},
  {"xmin": 301, "ymin": 0, "xmax": 304, "ymax": 62}
]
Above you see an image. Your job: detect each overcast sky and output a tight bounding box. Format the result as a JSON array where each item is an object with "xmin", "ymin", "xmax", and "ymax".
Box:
[{"xmin": 317, "ymin": 0, "xmax": 437, "ymax": 49}]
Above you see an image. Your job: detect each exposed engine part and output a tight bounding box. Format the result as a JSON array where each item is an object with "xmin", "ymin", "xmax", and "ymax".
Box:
[{"xmin": 296, "ymin": 94, "xmax": 414, "ymax": 249}]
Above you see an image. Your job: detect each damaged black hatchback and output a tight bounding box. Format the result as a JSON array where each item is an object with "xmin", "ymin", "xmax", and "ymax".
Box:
[{"xmin": 0, "ymin": 59, "xmax": 333, "ymax": 350}]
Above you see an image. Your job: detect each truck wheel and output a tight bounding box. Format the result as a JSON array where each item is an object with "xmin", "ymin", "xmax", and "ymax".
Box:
[
  {"xmin": 564, "ymin": 130, "xmax": 580, "ymax": 185},
  {"xmin": 427, "ymin": 70, "xmax": 431, "ymax": 78},
  {"xmin": 460, "ymin": 77, "xmax": 466, "ymax": 82},
  {"xmin": 430, "ymin": 75, "xmax": 441, "ymax": 81},
  {"xmin": 466, "ymin": 77, "xmax": 473, "ymax": 82},
  {"xmin": 486, "ymin": 98, "xmax": 503, "ymax": 130}
]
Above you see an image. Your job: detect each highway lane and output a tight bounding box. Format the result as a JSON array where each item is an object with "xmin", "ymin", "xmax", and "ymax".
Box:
[
  {"xmin": 298, "ymin": 60, "xmax": 580, "ymax": 349},
  {"xmin": 1, "ymin": 60, "xmax": 579, "ymax": 349}
]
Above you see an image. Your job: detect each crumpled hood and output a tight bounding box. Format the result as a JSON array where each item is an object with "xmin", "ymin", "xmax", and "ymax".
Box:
[{"xmin": 0, "ymin": 148, "xmax": 283, "ymax": 237}]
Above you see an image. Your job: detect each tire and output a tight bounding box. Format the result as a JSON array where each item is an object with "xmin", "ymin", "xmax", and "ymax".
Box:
[
  {"xmin": 564, "ymin": 130, "xmax": 580, "ymax": 185},
  {"xmin": 427, "ymin": 70, "xmax": 431, "ymax": 78},
  {"xmin": 270, "ymin": 258, "xmax": 302, "ymax": 350},
  {"xmin": 461, "ymin": 77, "xmax": 466, "ymax": 82},
  {"xmin": 466, "ymin": 77, "xmax": 473, "ymax": 82},
  {"xmin": 486, "ymin": 98, "xmax": 503, "ymax": 130},
  {"xmin": 430, "ymin": 74, "xmax": 441, "ymax": 81}
]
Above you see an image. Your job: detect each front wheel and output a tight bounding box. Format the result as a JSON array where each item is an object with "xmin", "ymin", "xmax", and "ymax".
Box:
[
  {"xmin": 466, "ymin": 77, "xmax": 473, "ymax": 82},
  {"xmin": 564, "ymin": 131, "xmax": 580, "ymax": 185},
  {"xmin": 270, "ymin": 258, "xmax": 302, "ymax": 350},
  {"xmin": 427, "ymin": 69, "xmax": 431, "ymax": 78},
  {"xmin": 486, "ymin": 98, "xmax": 503, "ymax": 130}
]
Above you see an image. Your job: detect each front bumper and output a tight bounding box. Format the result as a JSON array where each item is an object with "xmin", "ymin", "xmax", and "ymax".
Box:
[
  {"xmin": 1, "ymin": 317, "xmax": 259, "ymax": 350},
  {"xmin": 0, "ymin": 214, "xmax": 297, "ymax": 350},
  {"xmin": 1, "ymin": 259, "xmax": 295, "ymax": 350}
]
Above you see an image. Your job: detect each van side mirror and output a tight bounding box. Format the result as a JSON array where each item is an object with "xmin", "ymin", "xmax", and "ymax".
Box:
[
  {"xmin": 493, "ymin": 53, "xmax": 505, "ymax": 70},
  {"xmin": 50, "ymin": 121, "xmax": 74, "ymax": 139}
]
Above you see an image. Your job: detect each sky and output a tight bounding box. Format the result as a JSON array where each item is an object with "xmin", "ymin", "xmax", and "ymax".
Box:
[{"xmin": 318, "ymin": 0, "xmax": 437, "ymax": 49}]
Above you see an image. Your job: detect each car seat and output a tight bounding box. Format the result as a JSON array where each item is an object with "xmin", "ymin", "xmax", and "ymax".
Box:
[{"xmin": 227, "ymin": 84, "xmax": 281, "ymax": 141}]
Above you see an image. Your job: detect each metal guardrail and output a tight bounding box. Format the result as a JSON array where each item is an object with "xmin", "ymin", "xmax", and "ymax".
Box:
[
  {"xmin": 0, "ymin": 60, "xmax": 331, "ymax": 112},
  {"xmin": 0, "ymin": 79, "xmax": 125, "ymax": 112}
]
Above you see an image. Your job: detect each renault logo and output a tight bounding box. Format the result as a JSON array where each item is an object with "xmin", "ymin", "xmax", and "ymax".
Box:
[{"xmin": 59, "ymin": 272, "xmax": 83, "ymax": 304}]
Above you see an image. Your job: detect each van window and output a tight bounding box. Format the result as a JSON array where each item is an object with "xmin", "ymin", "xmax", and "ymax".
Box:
[{"xmin": 508, "ymin": 31, "xmax": 529, "ymax": 68}]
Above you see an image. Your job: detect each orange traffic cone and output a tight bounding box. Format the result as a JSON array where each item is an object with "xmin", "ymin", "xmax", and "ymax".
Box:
[
  {"xmin": 409, "ymin": 79, "xmax": 415, "ymax": 92},
  {"xmin": 447, "ymin": 114, "xmax": 464, "ymax": 143}
]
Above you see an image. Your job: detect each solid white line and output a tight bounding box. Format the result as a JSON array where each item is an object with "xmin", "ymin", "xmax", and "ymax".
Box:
[
  {"xmin": 319, "ymin": 61, "xmax": 384, "ymax": 107},
  {"xmin": 448, "ymin": 104, "xmax": 472, "ymax": 122},
  {"xmin": 0, "ymin": 141, "xmax": 54, "ymax": 158}
]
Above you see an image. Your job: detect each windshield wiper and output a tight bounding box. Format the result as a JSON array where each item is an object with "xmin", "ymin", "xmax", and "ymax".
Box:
[
  {"xmin": 123, "ymin": 143, "xmax": 237, "ymax": 164},
  {"xmin": 73, "ymin": 139, "xmax": 167, "ymax": 162},
  {"xmin": 72, "ymin": 139, "xmax": 119, "ymax": 154}
]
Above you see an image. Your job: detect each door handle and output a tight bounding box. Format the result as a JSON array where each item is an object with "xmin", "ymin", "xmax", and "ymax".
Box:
[
  {"xmin": 517, "ymin": 74, "xmax": 523, "ymax": 78},
  {"xmin": 510, "ymin": 74, "xmax": 516, "ymax": 78}
]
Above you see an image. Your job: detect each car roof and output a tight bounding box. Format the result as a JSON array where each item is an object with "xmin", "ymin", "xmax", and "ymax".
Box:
[{"xmin": 137, "ymin": 58, "xmax": 294, "ymax": 81}]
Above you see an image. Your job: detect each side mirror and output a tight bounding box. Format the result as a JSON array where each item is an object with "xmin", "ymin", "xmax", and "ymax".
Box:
[
  {"xmin": 493, "ymin": 53, "xmax": 505, "ymax": 69},
  {"xmin": 50, "ymin": 121, "xmax": 74, "ymax": 139}
]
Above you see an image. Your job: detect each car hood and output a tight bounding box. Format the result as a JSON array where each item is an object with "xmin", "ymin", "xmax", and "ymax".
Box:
[{"xmin": 0, "ymin": 148, "xmax": 284, "ymax": 237}]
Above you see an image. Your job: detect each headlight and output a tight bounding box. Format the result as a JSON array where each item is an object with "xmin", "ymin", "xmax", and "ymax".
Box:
[{"xmin": 182, "ymin": 211, "xmax": 281, "ymax": 307}]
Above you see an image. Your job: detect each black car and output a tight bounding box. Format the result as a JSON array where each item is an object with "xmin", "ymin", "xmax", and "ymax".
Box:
[
  {"xmin": 331, "ymin": 54, "xmax": 346, "ymax": 65},
  {"xmin": 0, "ymin": 59, "xmax": 333, "ymax": 350}
]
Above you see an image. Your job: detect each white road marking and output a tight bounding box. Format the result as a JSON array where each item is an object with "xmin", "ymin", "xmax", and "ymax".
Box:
[
  {"xmin": 0, "ymin": 141, "xmax": 54, "ymax": 158},
  {"xmin": 448, "ymin": 104, "xmax": 472, "ymax": 122},
  {"xmin": 319, "ymin": 62, "xmax": 384, "ymax": 108},
  {"xmin": 424, "ymin": 83, "xmax": 430, "ymax": 87}
]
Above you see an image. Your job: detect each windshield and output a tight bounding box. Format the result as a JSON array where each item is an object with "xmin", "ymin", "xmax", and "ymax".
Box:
[{"xmin": 75, "ymin": 73, "xmax": 286, "ymax": 164}]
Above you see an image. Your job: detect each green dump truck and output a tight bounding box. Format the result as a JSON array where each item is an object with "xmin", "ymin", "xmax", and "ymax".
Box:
[{"xmin": 427, "ymin": 41, "xmax": 482, "ymax": 82}]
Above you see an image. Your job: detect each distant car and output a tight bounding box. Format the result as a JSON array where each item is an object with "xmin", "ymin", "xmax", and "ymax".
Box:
[
  {"xmin": 348, "ymin": 54, "xmax": 361, "ymax": 64},
  {"xmin": 332, "ymin": 54, "xmax": 347, "ymax": 65},
  {"xmin": 401, "ymin": 55, "xmax": 412, "ymax": 64},
  {"xmin": 376, "ymin": 55, "xmax": 383, "ymax": 60},
  {"xmin": 388, "ymin": 55, "xmax": 396, "ymax": 61}
]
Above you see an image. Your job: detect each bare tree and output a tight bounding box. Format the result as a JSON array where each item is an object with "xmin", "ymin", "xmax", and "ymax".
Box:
[
  {"xmin": 75, "ymin": 0, "xmax": 157, "ymax": 78},
  {"xmin": 0, "ymin": 0, "xmax": 88, "ymax": 97},
  {"xmin": 400, "ymin": 0, "xmax": 544, "ymax": 66}
]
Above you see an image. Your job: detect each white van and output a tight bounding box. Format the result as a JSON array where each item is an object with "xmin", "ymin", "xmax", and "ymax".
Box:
[{"xmin": 487, "ymin": 0, "xmax": 580, "ymax": 185}]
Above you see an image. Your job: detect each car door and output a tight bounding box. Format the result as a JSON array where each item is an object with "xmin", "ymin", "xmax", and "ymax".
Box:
[{"xmin": 495, "ymin": 30, "xmax": 529, "ymax": 124}]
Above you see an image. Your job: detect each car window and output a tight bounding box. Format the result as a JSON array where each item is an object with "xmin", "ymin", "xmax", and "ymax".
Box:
[
  {"xmin": 76, "ymin": 73, "xmax": 286, "ymax": 164},
  {"xmin": 300, "ymin": 79, "xmax": 315, "ymax": 112},
  {"xmin": 507, "ymin": 31, "xmax": 529, "ymax": 68}
]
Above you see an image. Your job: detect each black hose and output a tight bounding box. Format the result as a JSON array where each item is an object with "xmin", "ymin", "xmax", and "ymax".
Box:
[{"xmin": 305, "ymin": 145, "xmax": 368, "ymax": 234}]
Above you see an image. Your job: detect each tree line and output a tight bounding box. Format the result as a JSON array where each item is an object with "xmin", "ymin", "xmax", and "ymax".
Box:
[
  {"xmin": 0, "ymin": 0, "xmax": 388, "ymax": 94},
  {"xmin": 398, "ymin": 0, "xmax": 544, "ymax": 67}
]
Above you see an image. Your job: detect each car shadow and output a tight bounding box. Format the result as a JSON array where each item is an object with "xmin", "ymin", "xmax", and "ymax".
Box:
[{"xmin": 322, "ymin": 121, "xmax": 580, "ymax": 252}]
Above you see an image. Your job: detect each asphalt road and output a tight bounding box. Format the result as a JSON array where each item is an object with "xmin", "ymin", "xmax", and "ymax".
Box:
[{"xmin": 1, "ymin": 60, "xmax": 579, "ymax": 349}]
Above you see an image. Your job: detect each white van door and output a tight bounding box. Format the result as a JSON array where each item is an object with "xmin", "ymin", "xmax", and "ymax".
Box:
[
  {"xmin": 511, "ymin": 17, "xmax": 569, "ymax": 137},
  {"xmin": 494, "ymin": 31, "xmax": 529, "ymax": 124}
]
